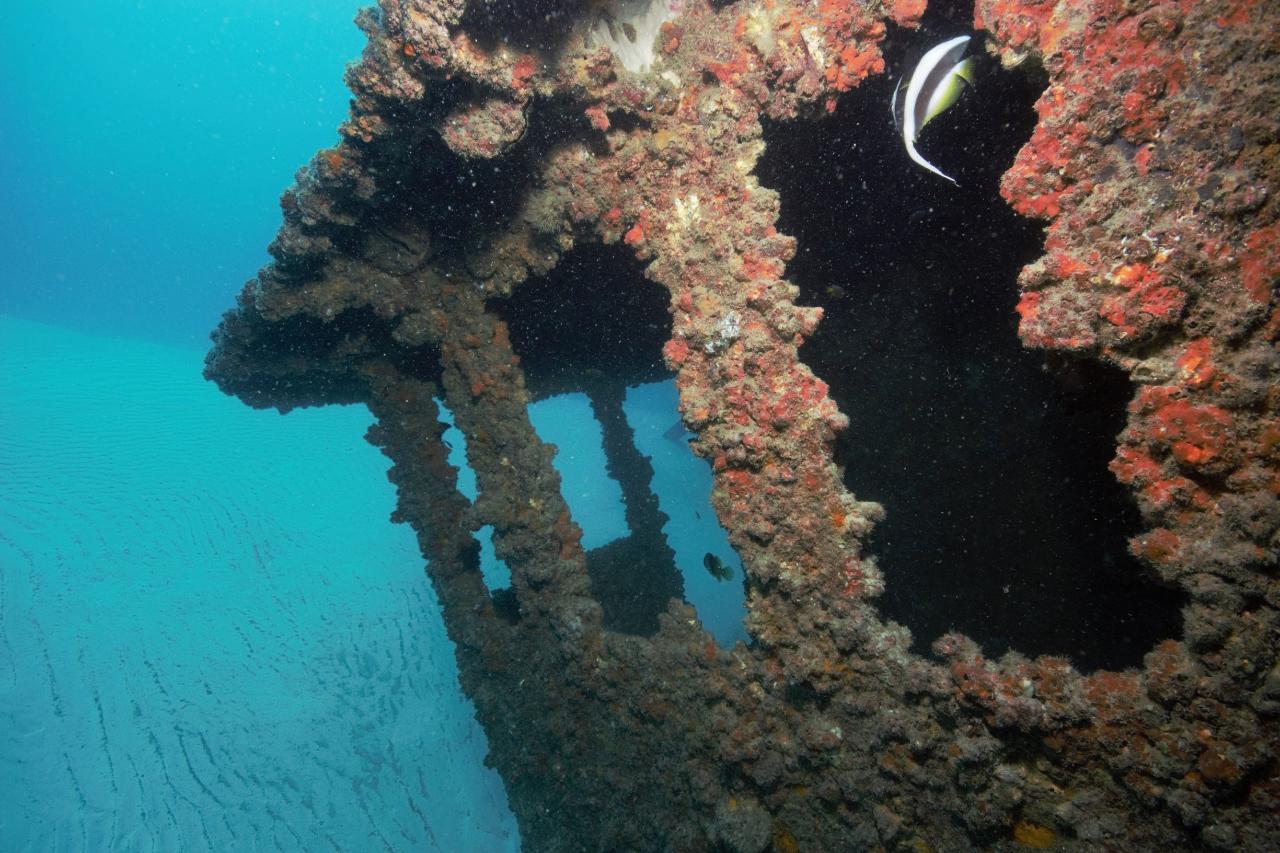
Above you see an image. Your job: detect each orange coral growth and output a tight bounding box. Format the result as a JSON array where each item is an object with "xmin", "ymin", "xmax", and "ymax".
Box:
[
  {"xmin": 738, "ymin": 250, "xmax": 782, "ymax": 282},
  {"xmin": 1049, "ymin": 251, "xmax": 1088, "ymax": 279},
  {"xmin": 1197, "ymin": 740, "xmax": 1244, "ymax": 785},
  {"xmin": 1260, "ymin": 423, "xmax": 1280, "ymax": 456},
  {"xmin": 624, "ymin": 211, "xmax": 650, "ymax": 247},
  {"xmin": 1139, "ymin": 386, "xmax": 1234, "ymax": 469},
  {"xmin": 707, "ymin": 49, "xmax": 754, "ymax": 85},
  {"xmin": 1013, "ymin": 188, "xmax": 1063, "ymax": 219},
  {"xmin": 1015, "ymin": 291, "xmax": 1042, "ymax": 323},
  {"xmin": 890, "ymin": 0, "xmax": 927, "ymax": 28},
  {"xmin": 553, "ymin": 509, "xmax": 583, "ymax": 560},
  {"xmin": 1111, "ymin": 445, "xmax": 1162, "ymax": 486},
  {"xmin": 772, "ymin": 825, "xmax": 799, "ymax": 853},
  {"xmin": 659, "ymin": 21, "xmax": 682, "ymax": 55},
  {"xmin": 1176, "ymin": 338, "xmax": 1216, "ymax": 389},
  {"xmin": 825, "ymin": 42, "xmax": 884, "ymax": 91},
  {"xmin": 976, "ymin": 0, "xmax": 1067, "ymax": 56},
  {"xmin": 511, "ymin": 54, "xmax": 537, "ymax": 89},
  {"xmin": 1083, "ymin": 670, "xmax": 1142, "ymax": 723},
  {"xmin": 1134, "ymin": 143, "xmax": 1155, "ymax": 175},
  {"xmin": 1112, "ymin": 263, "xmax": 1152, "ymax": 288},
  {"xmin": 585, "ymin": 103, "xmax": 610, "ymax": 132},
  {"xmin": 663, "ymin": 337, "xmax": 690, "ymax": 366},
  {"xmin": 491, "ymin": 320, "xmax": 511, "ymax": 350},
  {"xmin": 624, "ymin": 223, "xmax": 646, "ymax": 246},
  {"xmin": 1135, "ymin": 528, "xmax": 1181, "ymax": 564},
  {"xmin": 1100, "ymin": 264, "xmax": 1186, "ymax": 339},
  {"xmin": 1239, "ymin": 222, "xmax": 1279, "ymax": 303},
  {"xmin": 814, "ymin": 1, "xmax": 885, "ymax": 93}
]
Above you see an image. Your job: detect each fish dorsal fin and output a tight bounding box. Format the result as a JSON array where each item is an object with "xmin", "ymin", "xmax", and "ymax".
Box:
[{"xmin": 891, "ymin": 74, "xmax": 907, "ymax": 133}]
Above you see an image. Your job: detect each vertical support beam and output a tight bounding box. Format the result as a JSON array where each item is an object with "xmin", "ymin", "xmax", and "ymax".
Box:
[
  {"xmin": 412, "ymin": 272, "xmax": 602, "ymax": 642},
  {"xmin": 361, "ymin": 365, "xmax": 514, "ymax": 689},
  {"xmin": 584, "ymin": 380, "xmax": 683, "ymax": 633}
]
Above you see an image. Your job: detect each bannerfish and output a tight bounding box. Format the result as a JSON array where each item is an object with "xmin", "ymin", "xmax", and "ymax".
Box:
[
  {"xmin": 703, "ymin": 552, "xmax": 733, "ymax": 582},
  {"xmin": 892, "ymin": 35, "xmax": 976, "ymax": 184}
]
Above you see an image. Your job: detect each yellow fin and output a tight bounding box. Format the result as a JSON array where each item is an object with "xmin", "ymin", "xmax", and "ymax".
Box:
[{"xmin": 922, "ymin": 61, "xmax": 974, "ymax": 128}]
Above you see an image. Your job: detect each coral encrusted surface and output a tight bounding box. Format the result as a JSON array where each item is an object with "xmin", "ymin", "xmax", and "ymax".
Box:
[{"xmin": 207, "ymin": 1, "xmax": 1278, "ymax": 849}]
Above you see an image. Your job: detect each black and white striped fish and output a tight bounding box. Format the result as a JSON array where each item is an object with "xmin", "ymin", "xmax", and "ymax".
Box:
[{"xmin": 891, "ymin": 35, "xmax": 977, "ymax": 184}]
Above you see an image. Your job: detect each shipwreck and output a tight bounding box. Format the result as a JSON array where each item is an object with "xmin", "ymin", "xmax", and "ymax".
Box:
[{"xmin": 207, "ymin": 1, "xmax": 1279, "ymax": 849}]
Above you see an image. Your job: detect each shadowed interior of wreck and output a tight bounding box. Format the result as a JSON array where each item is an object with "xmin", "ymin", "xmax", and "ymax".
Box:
[
  {"xmin": 457, "ymin": 0, "xmax": 587, "ymax": 52},
  {"xmin": 756, "ymin": 12, "xmax": 1186, "ymax": 670}
]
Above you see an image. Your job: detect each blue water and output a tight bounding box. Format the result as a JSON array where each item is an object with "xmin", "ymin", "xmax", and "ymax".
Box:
[
  {"xmin": 0, "ymin": 3, "xmax": 746, "ymax": 847},
  {"xmin": 0, "ymin": 0, "xmax": 364, "ymax": 347},
  {"xmin": 0, "ymin": 317, "xmax": 519, "ymax": 850}
]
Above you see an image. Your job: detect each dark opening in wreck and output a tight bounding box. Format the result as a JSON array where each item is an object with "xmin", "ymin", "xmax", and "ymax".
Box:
[{"xmin": 757, "ymin": 16, "xmax": 1186, "ymax": 670}]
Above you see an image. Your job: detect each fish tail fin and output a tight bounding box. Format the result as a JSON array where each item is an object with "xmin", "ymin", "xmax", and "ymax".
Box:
[{"xmin": 906, "ymin": 137, "xmax": 960, "ymax": 185}]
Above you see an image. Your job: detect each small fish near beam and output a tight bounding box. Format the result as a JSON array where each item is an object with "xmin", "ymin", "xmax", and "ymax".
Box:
[
  {"xmin": 703, "ymin": 552, "xmax": 733, "ymax": 582},
  {"xmin": 892, "ymin": 35, "xmax": 977, "ymax": 184}
]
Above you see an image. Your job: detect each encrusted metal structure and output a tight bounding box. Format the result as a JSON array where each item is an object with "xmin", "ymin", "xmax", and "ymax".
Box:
[{"xmin": 207, "ymin": 1, "xmax": 1279, "ymax": 849}]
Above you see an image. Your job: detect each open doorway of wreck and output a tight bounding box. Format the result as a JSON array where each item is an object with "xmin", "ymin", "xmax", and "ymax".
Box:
[
  {"xmin": 205, "ymin": 0, "xmax": 1280, "ymax": 850},
  {"xmin": 757, "ymin": 1, "xmax": 1186, "ymax": 670},
  {"xmin": 491, "ymin": 243, "xmax": 683, "ymax": 636}
]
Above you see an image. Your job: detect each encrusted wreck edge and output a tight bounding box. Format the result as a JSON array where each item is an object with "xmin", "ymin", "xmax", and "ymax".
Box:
[{"xmin": 206, "ymin": 1, "xmax": 1278, "ymax": 849}]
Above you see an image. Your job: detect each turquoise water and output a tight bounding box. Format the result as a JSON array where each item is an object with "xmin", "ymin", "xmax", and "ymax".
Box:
[
  {"xmin": 0, "ymin": 318, "xmax": 518, "ymax": 850},
  {"xmin": 0, "ymin": 0, "xmax": 364, "ymax": 347}
]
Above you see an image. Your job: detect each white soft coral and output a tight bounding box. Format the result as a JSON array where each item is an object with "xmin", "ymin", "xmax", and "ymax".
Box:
[{"xmin": 584, "ymin": 1, "xmax": 682, "ymax": 74}]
